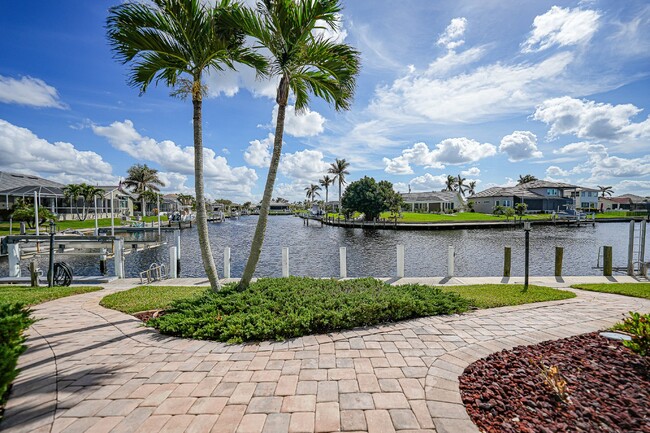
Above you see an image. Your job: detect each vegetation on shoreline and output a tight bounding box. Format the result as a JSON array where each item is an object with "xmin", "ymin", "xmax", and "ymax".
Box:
[
  {"xmin": 101, "ymin": 279, "xmax": 574, "ymax": 344},
  {"xmin": 571, "ymin": 283, "xmax": 650, "ymax": 300}
]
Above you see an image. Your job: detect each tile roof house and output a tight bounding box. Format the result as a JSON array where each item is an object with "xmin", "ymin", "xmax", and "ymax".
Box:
[
  {"xmin": 468, "ymin": 180, "xmax": 578, "ymax": 214},
  {"xmin": 400, "ymin": 191, "xmax": 463, "ymax": 213}
]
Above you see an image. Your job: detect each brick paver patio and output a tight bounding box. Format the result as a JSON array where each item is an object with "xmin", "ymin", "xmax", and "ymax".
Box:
[{"xmin": 1, "ymin": 277, "xmax": 648, "ymax": 433}]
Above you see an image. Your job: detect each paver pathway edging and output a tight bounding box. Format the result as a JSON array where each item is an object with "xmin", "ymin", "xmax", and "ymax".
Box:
[{"xmin": 1, "ymin": 279, "xmax": 648, "ymax": 433}]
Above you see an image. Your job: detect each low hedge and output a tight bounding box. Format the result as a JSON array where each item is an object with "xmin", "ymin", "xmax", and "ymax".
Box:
[
  {"xmin": 0, "ymin": 302, "xmax": 34, "ymax": 407},
  {"xmin": 149, "ymin": 277, "xmax": 470, "ymax": 343}
]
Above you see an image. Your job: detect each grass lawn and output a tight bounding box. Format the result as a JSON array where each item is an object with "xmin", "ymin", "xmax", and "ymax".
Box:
[
  {"xmin": 101, "ymin": 279, "xmax": 575, "ymax": 343},
  {"xmin": 570, "ymin": 283, "xmax": 650, "ymax": 300},
  {"xmin": 0, "ymin": 216, "xmax": 169, "ymax": 235},
  {"xmin": 383, "ymin": 212, "xmax": 553, "ymax": 223},
  {"xmin": 100, "ymin": 285, "xmax": 207, "ymax": 314},
  {"xmin": 438, "ymin": 284, "xmax": 576, "ymax": 308},
  {"xmin": 0, "ymin": 286, "xmax": 101, "ymax": 306}
]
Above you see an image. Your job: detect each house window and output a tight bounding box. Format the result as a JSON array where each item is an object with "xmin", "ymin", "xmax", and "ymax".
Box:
[
  {"xmin": 495, "ymin": 201, "xmax": 499, "ymax": 206},
  {"xmin": 547, "ymin": 189, "xmax": 558, "ymax": 196}
]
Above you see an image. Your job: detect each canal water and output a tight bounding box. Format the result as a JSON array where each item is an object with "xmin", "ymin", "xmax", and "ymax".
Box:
[{"xmin": 2, "ymin": 216, "xmax": 648, "ymax": 278}]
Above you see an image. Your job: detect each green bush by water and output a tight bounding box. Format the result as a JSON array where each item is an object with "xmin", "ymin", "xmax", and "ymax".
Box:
[{"xmin": 149, "ymin": 277, "xmax": 470, "ymax": 343}]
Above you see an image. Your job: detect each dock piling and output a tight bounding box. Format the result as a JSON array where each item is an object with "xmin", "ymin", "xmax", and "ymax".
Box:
[
  {"xmin": 397, "ymin": 245, "xmax": 405, "ymax": 278},
  {"xmin": 555, "ymin": 246, "xmax": 563, "ymax": 277},
  {"xmin": 175, "ymin": 230, "xmax": 181, "ymax": 276},
  {"xmin": 282, "ymin": 247, "xmax": 290, "ymax": 277},
  {"xmin": 224, "ymin": 247, "xmax": 231, "ymax": 279},
  {"xmin": 169, "ymin": 246, "xmax": 178, "ymax": 278},
  {"xmin": 114, "ymin": 239, "xmax": 124, "ymax": 279},
  {"xmin": 603, "ymin": 246, "xmax": 613, "ymax": 276},
  {"xmin": 503, "ymin": 246, "xmax": 511, "ymax": 277},
  {"xmin": 627, "ymin": 221, "xmax": 635, "ymax": 276},
  {"xmin": 447, "ymin": 245, "xmax": 455, "ymax": 278},
  {"xmin": 29, "ymin": 261, "xmax": 39, "ymax": 287},
  {"xmin": 339, "ymin": 247, "xmax": 347, "ymax": 278}
]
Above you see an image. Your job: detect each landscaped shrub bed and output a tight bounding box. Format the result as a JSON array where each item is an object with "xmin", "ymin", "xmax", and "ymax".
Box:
[
  {"xmin": 149, "ymin": 277, "xmax": 470, "ymax": 343},
  {"xmin": 0, "ymin": 302, "xmax": 33, "ymax": 408}
]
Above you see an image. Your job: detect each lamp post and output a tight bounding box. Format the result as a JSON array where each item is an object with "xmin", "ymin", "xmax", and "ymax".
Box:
[{"xmin": 523, "ymin": 221, "xmax": 531, "ymax": 292}]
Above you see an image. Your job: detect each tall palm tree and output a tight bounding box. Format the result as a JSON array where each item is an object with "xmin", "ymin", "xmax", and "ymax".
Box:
[
  {"xmin": 107, "ymin": 0, "xmax": 265, "ymax": 292},
  {"xmin": 445, "ymin": 175, "xmax": 456, "ymax": 192},
  {"xmin": 80, "ymin": 184, "xmax": 106, "ymax": 221},
  {"xmin": 319, "ymin": 175, "xmax": 333, "ymax": 206},
  {"xmin": 328, "ymin": 158, "xmax": 351, "ymax": 203},
  {"xmin": 233, "ymin": 0, "xmax": 360, "ymax": 290},
  {"xmin": 304, "ymin": 184, "xmax": 321, "ymax": 204},
  {"xmin": 456, "ymin": 174, "xmax": 468, "ymax": 196},
  {"xmin": 122, "ymin": 164, "xmax": 165, "ymax": 218},
  {"xmin": 63, "ymin": 184, "xmax": 83, "ymax": 220},
  {"xmin": 467, "ymin": 180, "xmax": 477, "ymax": 196},
  {"xmin": 597, "ymin": 185, "xmax": 614, "ymax": 198},
  {"xmin": 518, "ymin": 174, "xmax": 538, "ymax": 185}
]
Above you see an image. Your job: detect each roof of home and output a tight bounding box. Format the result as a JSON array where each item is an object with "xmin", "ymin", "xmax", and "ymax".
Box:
[
  {"xmin": 608, "ymin": 197, "xmax": 632, "ymax": 204},
  {"xmin": 0, "ymin": 185, "xmax": 65, "ymax": 197},
  {"xmin": 618, "ymin": 194, "xmax": 649, "ymax": 202},
  {"xmin": 518, "ymin": 180, "xmax": 579, "ymax": 189},
  {"xmin": 400, "ymin": 191, "xmax": 459, "ymax": 202},
  {"xmin": 0, "ymin": 171, "xmax": 64, "ymax": 192},
  {"xmin": 468, "ymin": 186, "xmax": 542, "ymax": 199}
]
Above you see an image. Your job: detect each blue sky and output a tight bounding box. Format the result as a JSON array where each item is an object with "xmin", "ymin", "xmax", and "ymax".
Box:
[{"xmin": 1, "ymin": 0, "xmax": 649, "ymax": 202}]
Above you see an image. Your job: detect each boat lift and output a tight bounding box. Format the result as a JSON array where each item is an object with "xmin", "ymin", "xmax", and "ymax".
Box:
[{"xmin": 595, "ymin": 220, "xmax": 648, "ymax": 277}]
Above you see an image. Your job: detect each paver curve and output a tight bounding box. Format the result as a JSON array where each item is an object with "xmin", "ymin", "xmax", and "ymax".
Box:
[{"xmin": 1, "ymin": 278, "xmax": 648, "ymax": 433}]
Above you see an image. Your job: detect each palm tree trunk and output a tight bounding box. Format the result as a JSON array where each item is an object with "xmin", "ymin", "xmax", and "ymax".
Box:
[
  {"xmin": 239, "ymin": 76, "xmax": 289, "ymax": 290},
  {"xmin": 338, "ymin": 180, "xmax": 342, "ymax": 210},
  {"xmin": 193, "ymin": 79, "xmax": 221, "ymax": 292}
]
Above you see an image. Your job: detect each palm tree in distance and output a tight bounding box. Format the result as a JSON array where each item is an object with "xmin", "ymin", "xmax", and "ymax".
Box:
[
  {"xmin": 232, "ymin": 0, "xmax": 361, "ymax": 290},
  {"xmin": 80, "ymin": 184, "xmax": 106, "ymax": 221},
  {"xmin": 467, "ymin": 180, "xmax": 477, "ymax": 196},
  {"xmin": 63, "ymin": 184, "xmax": 83, "ymax": 220},
  {"xmin": 122, "ymin": 164, "xmax": 165, "ymax": 218},
  {"xmin": 107, "ymin": 0, "xmax": 266, "ymax": 292},
  {"xmin": 518, "ymin": 174, "xmax": 538, "ymax": 185},
  {"xmin": 456, "ymin": 175, "xmax": 468, "ymax": 196},
  {"xmin": 329, "ymin": 158, "xmax": 351, "ymax": 204},
  {"xmin": 305, "ymin": 184, "xmax": 321, "ymax": 205},
  {"xmin": 319, "ymin": 175, "xmax": 334, "ymax": 204},
  {"xmin": 597, "ymin": 185, "xmax": 614, "ymax": 198},
  {"xmin": 445, "ymin": 175, "xmax": 456, "ymax": 192}
]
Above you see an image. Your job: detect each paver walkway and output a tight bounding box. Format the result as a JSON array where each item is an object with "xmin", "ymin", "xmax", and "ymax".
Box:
[{"xmin": 1, "ymin": 277, "xmax": 648, "ymax": 433}]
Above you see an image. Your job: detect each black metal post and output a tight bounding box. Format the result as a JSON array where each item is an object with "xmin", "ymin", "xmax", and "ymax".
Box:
[
  {"xmin": 524, "ymin": 222, "xmax": 531, "ymax": 292},
  {"xmin": 48, "ymin": 220, "xmax": 55, "ymax": 287}
]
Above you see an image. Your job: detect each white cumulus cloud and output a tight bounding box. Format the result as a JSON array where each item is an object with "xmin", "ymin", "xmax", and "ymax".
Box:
[
  {"xmin": 0, "ymin": 75, "xmax": 66, "ymax": 109},
  {"xmin": 92, "ymin": 119, "xmax": 258, "ymax": 196},
  {"xmin": 521, "ymin": 6, "xmax": 601, "ymax": 53},
  {"xmin": 0, "ymin": 119, "xmax": 113, "ymax": 184},
  {"xmin": 461, "ymin": 167, "xmax": 481, "ymax": 177},
  {"xmin": 499, "ymin": 131, "xmax": 543, "ymax": 162},
  {"xmin": 244, "ymin": 134, "xmax": 273, "ymax": 168},
  {"xmin": 437, "ymin": 17, "xmax": 467, "ymax": 51},
  {"xmin": 279, "ymin": 149, "xmax": 329, "ymax": 182},
  {"xmin": 271, "ymin": 105, "xmax": 325, "ymax": 137}
]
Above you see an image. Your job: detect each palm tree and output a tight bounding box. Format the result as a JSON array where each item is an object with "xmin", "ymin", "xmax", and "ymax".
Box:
[
  {"xmin": 62, "ymin": 184, "xmax": 83, "ymax": 220},
  {"xmin": 305, "ymin": 184, "xmax": 321, "ymax": 205},
  {"xmin": 122, "ymin": 164, "xmax": 165, "ymax": 218},
  {"xmin": 328, "ymin": 158, "xmax": 351, "ymax": 204},
  {"xmin": 445, "ymin": 175, "xmax": 456, "ymax": 192},
  {"xmin": 107, "ymin": 0, "xmax": 265, "ymax": 292},
  {"xmin": 233, "ymin": 0, "xmax": 360, "ymax": 290},
  {"xmin": 456, "ymin": 174, "xmax": 468, "ymax": 196},
  {"xmin": 467, "ymin": 180, "xmax": 477, "ymax": 196},
  {"xmin": 319, "ymin": 175, "xmax": 334, "ymax": 204},
  {"xmin": 597, "ymin": 185, "xmax": 614, "ymax": 198},
  {"xmin": 80, "ymin": 184, "xmax": 106, "ymax": 221},
  {"xmin": 518, "ymin": 174, "xmax": 538, "ymax": 185}
]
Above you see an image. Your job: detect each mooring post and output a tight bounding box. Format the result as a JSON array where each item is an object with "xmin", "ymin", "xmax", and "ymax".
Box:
[
  {"xmin": 8, "ymin": 243, "xmax": 20, "ymax": 278},
  {"xmin": 169, "ymin": 246, "xmax": 178, "ymax": 279},
  {"xmin": 175, "ymin": 229, "xmax": 181, "ymax": 276},
  {"xmin": 639, "ymin": 220, "xmax": 646, "ymax": 274},
  {"xmin": 29, "ymin": 261, "xmax": 39, "ymax": 287},
  {"xmin": 224, "ymin": 247, "xmax": 231, "ymax": 279},
  {"xmin": 396, "ymin": 245, "xmax": 405, "ymax": 278},
  {"xmin": 99, "ymin": 248, "xmax": 107, "ymax": 275},
  {"xmin": 523, "ymin": 221, "xmax": 531, "ymax": 292},
  {"xmin": 555, "ymin": 246, "xmax": 564, "ymax": 277},
  {"xmin": 48, "ymin": 220, "xmax": 55, "ymax": 287},
  {"xmin": 282, "ymin": 247, "xmax": 290, "ymax": 277},
  {"xmin": 503, "ymin": 246, "xmax": 511, "ymax": 277},
  {"xmin": 339, "ymin": 247, "xmax": 347, "ymax": 278},
  {"xmin": 114, "ymin": 238, "xmax": 124, "ymax": 279},
  {"xmin": 603, "ymin": 245, "xmax": 613, "ymax": 276},
  {"xmin": 627, "ymin": 220, "xmax": 635, "ymax": 275},
  {"xmin": 447, "ymin": 245, "xmax": 455, "ymax": 278}
]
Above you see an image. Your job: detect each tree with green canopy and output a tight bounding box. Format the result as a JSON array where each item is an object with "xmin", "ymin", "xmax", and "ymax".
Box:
[{"xmin": 231, "ymin": 0, "xmax": 361, "ymax": 290}]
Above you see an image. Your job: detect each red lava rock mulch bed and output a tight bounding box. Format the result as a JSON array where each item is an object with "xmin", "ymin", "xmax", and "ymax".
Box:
[
  {"xmin": 459, "ymin": 332, "xmax": 649, "ymax": 433},
  {"xmin": 132, "ymin": 310, "xmax": 165, "ymax": 323}
]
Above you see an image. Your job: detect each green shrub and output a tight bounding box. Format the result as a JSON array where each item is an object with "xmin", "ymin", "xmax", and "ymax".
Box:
[
  {"xmin": 0, "ymin": 302, "xmax": 34, "ymax": 406},
  {"xmin": 613, "ymin": 311, "xmax": 650, "ymax": 357},
  {"xmin": 149, "ymin": 277, "xmax": 469, "ymax": 344}
]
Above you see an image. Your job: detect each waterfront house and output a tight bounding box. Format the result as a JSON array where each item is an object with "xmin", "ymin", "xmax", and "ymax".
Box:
[
  {"xmin": 618, "ymin": 194, "xmax": 650, "ymax": 212},
  {"xmin": 469, "ymin": 180, "xmax": 580, "ymax": 213},
  {"xmin": 564, "ymin": 186, "xmax": 599, "ymax": 210},
  {"xmin": 599, "ymin": 196, "xmax": 631, "ymax": 211},
  {"xmin": 265, "ymin": 199, "xmax": 292, "ymax": 214},
  {"xmin": 91, "ymin": 186, "xmax": 135, "ymax": 219},
  {"xmin": 0, "ymin": 171, "xmax": 66, "ymax": 219},
  {"xmin": 400, "ymin": 191, "xmax": 463, "ymax": 213}
]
